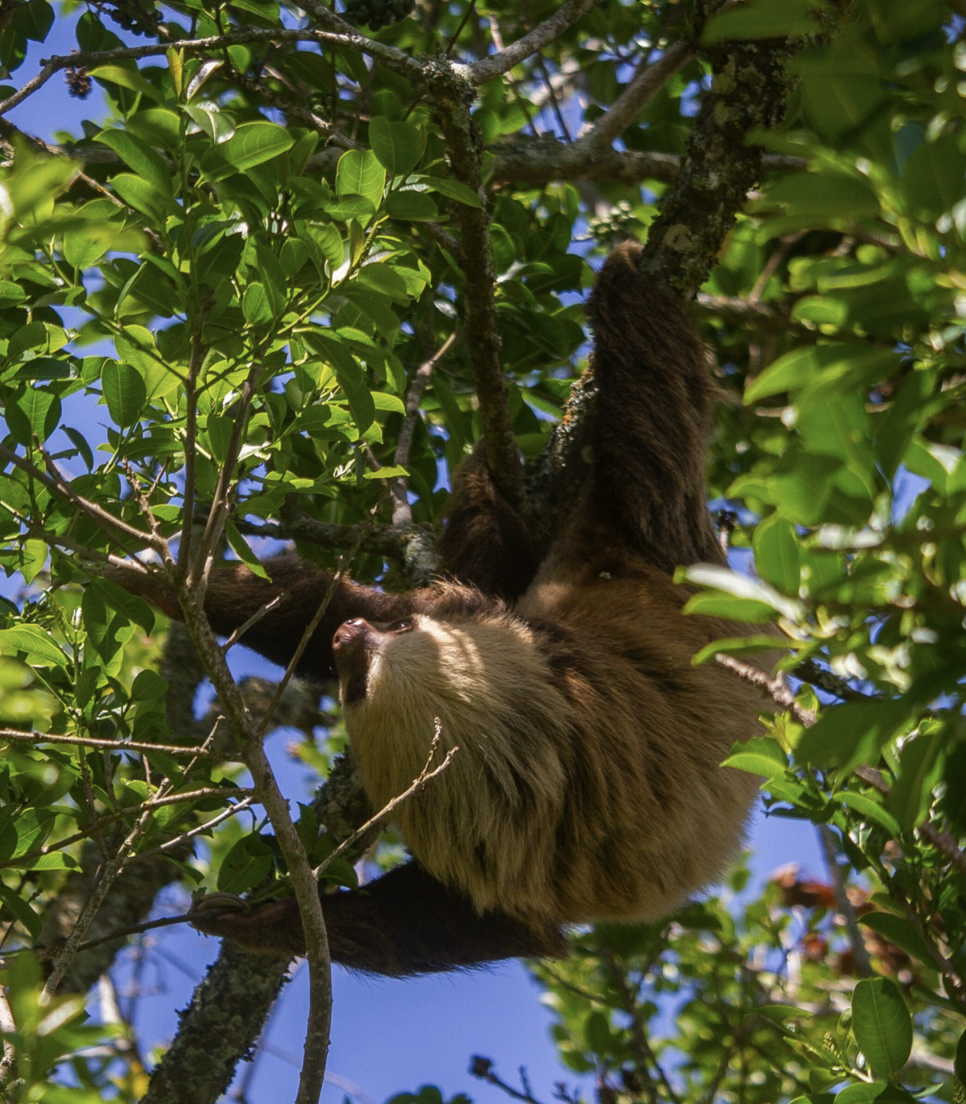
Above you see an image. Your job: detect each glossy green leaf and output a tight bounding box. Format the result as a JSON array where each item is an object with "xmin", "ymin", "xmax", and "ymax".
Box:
[
  {"xmin": 858, "ymin": 912, "xmax": 933, "ymax": 967},
  {"xmin": 111, "ymin": 172, "xmax": 175, "ymax": 218},
  {"xmin": 851, "ymin": 978, "xmax": 912, "ymax": 1078},
  {"xmin": 722, "ymin": 737, "xmax": 788, "ymax": 778},
  {"xmin": 336, "ymin": 149, "xmax": 386, "ymax": 209},
  {"xmin": 219, "ymin": 121, "xmax": 295, "ymax": 171},
  {"xmin": 217, "ymin": 834, "xmax": 276, "ymax": 894},
  {"xmin": 15, "ymin": 0, "xmax": 54, "ymax": 41},
  {"xmin": 89, "ymin": 64, "xmax": 164, "ymax": 102},
  {"xmin": 753, "ymin": 515, "xmax": 801, "ymax": 595},
  {"xmin": 97, "ymin": 129, "xmax": 173, "ymax": 197},
  {"xmin": 0, "ymin": 626, "xmax": 68, "ymax": 668},
  {"xmin": 796, "ymin": 700, "xmax": 913, "ymax": 770},
  {"xmin": 4, "ymin": 386, "xmax": 60, "ymax": 443},
  {"xmin": 102, "ymin": 361, "xmax": 147, "ymax": 427},
  {"xmin": 384, "ymin": 191, "xmax": 440, "ymax": 221},
  {"xmin": 704, "ymin": 0, "xmax": 828, "ymax": 40},
  {"xmin": 370, "ymin": 117, "xmax": 423, "ymax": 175}
]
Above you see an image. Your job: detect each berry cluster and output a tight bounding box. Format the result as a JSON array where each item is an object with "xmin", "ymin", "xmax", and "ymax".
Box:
[
  {"xmin": 98, "ymin": 0, "xmax": 162, "ymax": 37},
  {"xmin": 343, "ymin": 0, "xmax": 414, "ymax": 31},
  {"xmin": 65, "ymin": 66, "xmax": 92, "ymax": 100}
]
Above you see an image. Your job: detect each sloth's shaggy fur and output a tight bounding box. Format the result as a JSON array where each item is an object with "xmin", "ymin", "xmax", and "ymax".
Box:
[{"xmin": 126, "ymin": 242, "xmax": 773, "ymax": 976}]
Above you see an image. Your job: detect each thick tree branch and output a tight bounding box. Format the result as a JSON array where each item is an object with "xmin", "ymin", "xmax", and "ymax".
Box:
[
  {"xmin": 435, "ymin": 90, "xmax": 524, "ymax": 509},
  {"xmin": 638, "ymin": 36, "xmax": 798, "ymax": 291},
  {"xmin": 525, "ymin": 30, "xmax": 801, "ymax": 546}
]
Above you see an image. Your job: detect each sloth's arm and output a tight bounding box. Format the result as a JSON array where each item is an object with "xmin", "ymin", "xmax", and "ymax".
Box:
[
  {"xmin": 191, "ymin": 861, "xmax": 567, "ymax": 976},
  {"xmin": 587, "ymin": 241, "xmax": 726, "ymax": 571},
  {"xmin": 110, "ymin": 557, "xmax": 421, "ymax": 679}
]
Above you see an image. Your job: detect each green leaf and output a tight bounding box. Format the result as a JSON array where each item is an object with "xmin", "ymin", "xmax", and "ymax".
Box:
[
  {"xmin": 102, "ymin": 361, "xmax": 147, "ymax": 427},
  {"xmin": 680, "ymin": 564, "xmax": 801, "ymax": 621},
  {"xmin": 4, "ymin": 386, "xmax": 60, "ymax": 443},
  {"xmin": 691, "ymin": 633, "xmax": 790, "ymax": 666},
  {"xmin": 15, "ymin": 1, "xmax": 54, "ymax": 42},
  {"xmin": 96, "ymin": 128, "xmax": 173, "ymax": 197},
  {"xmin": 0, "ymin": 626, "xmax": 68, "ymax": 669},
  {"xmin": 356, "ymin": 262, "xmax": 410, "ymax": 304},
  {"xmin": 832, "ymin": 791, "xmax": 901, "ymax": 837},
  {"xmin": 745, "ymin": 345, "xmax": 896, "ymax": 403},
  {"xmin": 858, "ymin": 913, "xmax": 933, "ymax": 968},
  {"xmin": 19, "ymin": 538, "xmax": 47, "ymax": 584},
  {"xmin": 796, "ymin": 700, "xmax": 913, "ymax": 771},
  {"xmin": 111, "ymin": 172, "xmax": 174, "ymax": 219},
  {"xmin": 219, "ymin": 121, "xmax": 295, "ymax": 172},
  {"xmin": 89, "ymin": 63, "xmax": 164, "ymax": 102},
  {"xmin": 851, "ymin": 978, "xmax": 912, "ymax": 1079},
  {"xmin": 336, "ymin": 366, "xmax": 376, "ymax": 434},
  {"xmin": 87, "ymin": 577, "xmax": 155, "ymax": 634},
  {"xmin": 887, "ymin": 726, "xmax": 943, "ymax": 831},
  {"xmin": 411, "ymin": 174, "xmax": 483, "ymax": 207},
  {"xmin": 254, "ymin": 240, "xmax": 288, "ymax": 317},
  {"xmin": 704, "ymin": 0, "xmax": 828, "ymax": 41},
  {"xmin": 217, "ymin": 834, "xmax": 276, "ymax": 894},
  {"xmin": 63, "ymin": 222, "xmax": 116, "ymax": 268},
  {"xmin": 753, "ymin": 515, "xmax": 801, "ymax": 595},
  {"xmin": 384, "ymin": 191, "xmax": 440, "ymax": 221},
  {"xmin": 955, "ymin": 1027, "xmax": 966, "ymax": 1087},
  {"xmin": 835, "ymin": 1084, "xmax": 917, "ymax": 1103},
  {"xmin": 324, "ymin": 195, "xmax": 376, "ymax": 222},
  {"xmin": 723, "ymin": 737, "xmax": 788, "ymax": 778},
  {"xmin": 225, "ymin": 521, "xmax": 269, "ymax": 577},
  {"xmin": 336, "ymin": 149, "xmax": 386, "ymax": 210},
  {"xmin": 369, "ymin": 117, "xmax": 422, "ymax": 175},
  {"xmin": 0, "ymin": 883, "xmax": 42, "ymax": 938}
]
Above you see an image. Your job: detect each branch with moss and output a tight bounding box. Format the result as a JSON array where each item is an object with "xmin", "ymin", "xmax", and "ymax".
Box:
[{"xmin": 524, "ymin": 32, "xmax": 803, "ymax": 546}]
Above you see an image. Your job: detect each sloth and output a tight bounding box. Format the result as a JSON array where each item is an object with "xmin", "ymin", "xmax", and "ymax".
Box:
[{"xmin": 128, "ymin": 242, "xmax": 771, "ymax": 976}]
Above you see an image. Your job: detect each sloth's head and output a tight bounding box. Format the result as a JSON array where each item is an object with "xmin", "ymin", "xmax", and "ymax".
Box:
[
  {"xmin": 332, "ymin": 612, "xmax": 540, "ymax": 716},
  {"xmin": 330, "ymin": 611, "xmax": 561, "ymax": 770},
  {"xmin": 330, "ymin": 612, "xmax": 573, "ymax": 885}
]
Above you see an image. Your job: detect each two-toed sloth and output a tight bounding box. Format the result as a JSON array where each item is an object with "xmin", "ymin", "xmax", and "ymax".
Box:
[{"xmin": 130, "ymin": 242, "xmax": 772, "ymax": 976}]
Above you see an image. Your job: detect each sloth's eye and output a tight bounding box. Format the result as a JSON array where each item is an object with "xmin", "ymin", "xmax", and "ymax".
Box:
[{"xmin": 388, "ymin": 618, "xmax": 415, "ymax": 634}]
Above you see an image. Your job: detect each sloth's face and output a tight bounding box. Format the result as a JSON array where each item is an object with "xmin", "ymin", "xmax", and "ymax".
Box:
[
  {"xmin": 332, "ymin": 616, "xmax": 416, "ymax": 707},
  {"xmin": 332, "ymin": 611, "xmax": 540, "ymax": 720}
]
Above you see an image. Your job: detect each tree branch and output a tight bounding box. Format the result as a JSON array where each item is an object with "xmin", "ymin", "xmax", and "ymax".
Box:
[
  {"xmin": 391, "ymin": 333, "xmax": 456, "ymax": 527},
  {"xmin": 435, "ymin": 91, "xmax": 524, "ymax": 509},
  {"xmin": 463, "ymin": 0, "xmax": 604, "ymax": 84},
  {"xmin": 577, "ymin": 41, "xmax": 694, "ymax": 154}
]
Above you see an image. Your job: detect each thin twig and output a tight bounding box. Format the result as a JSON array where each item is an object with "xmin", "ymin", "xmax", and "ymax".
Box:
[
  {"xmin": 717, "ymin": 656, "xmax": 966, "ymax": 879},
  {"xmin": 578, "ymin": 41, "xmax": 694, "ymax": 153},
  {"xmin": 253, "ymin": 495, "xmax": 384, "ymax": 743},
  {"xmin": 189, "ymin": 361, "xmax": 263, "ymax": 599},
  {"xmin": 132, "ymin": 798, "xmax": 256, "ymax": 862},
  {"xmin": 0, "ymin": 443, "xmax": 165, "ymax": 553},
  {"xmin": 44, "ymin": 806, "xmax": 154, "ymax": 993},
  {"xmin": 178, "ymin": 300, "xmax": 207, "ymax": 576},
  {"xmin": 221, "ymin": 594, "xmax": 285, "ymax": 655},
  {"xmin": 817, "ymin": 825, "xmax": 873, "ymax": 978},
  {"xmin": 0, "ymin": 787, "xmax": 250, "ymax": 873},
  {"xmin": 317, "ymin": 724, "xmax": 457, "ymax": 875},
  {"xmin": 0, "ymin": 727, "xmax": 216, "ymax": 757},
  {"xmin": 602, "ymin": 949, "xmax": 680, "ymax": 1104},
  {"xmin": 391, "ymin": 332, "xmax": 457, "ymax": 527}
]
